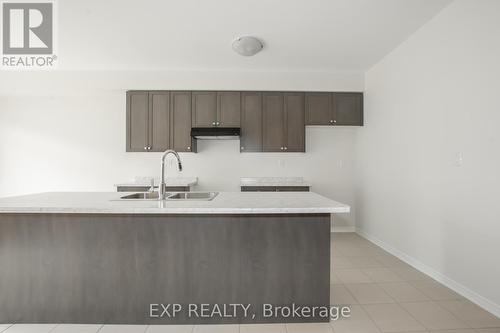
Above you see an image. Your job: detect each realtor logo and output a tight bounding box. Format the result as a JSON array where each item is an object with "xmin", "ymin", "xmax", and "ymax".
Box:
[{"xmin": 1, "ymin": 1, "xmax": 57, "ymax": 69}]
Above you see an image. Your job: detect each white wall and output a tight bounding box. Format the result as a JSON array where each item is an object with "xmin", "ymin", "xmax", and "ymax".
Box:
[
  {"xmin": 0, "ymin": 70, "xmax": 363, "ymax": 229},
  {"xmin": 357, "ymin": 0, "xmax": 500, "ymax": 315}
]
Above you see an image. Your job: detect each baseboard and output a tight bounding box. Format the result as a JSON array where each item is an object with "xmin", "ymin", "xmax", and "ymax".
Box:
[
  {"xmin": 356, "ymin": 228, "xmax": 500, "ymax": 319},
  {"xmin": 332, "ymin": 226, "xmax": 356, "ymax": 233}
]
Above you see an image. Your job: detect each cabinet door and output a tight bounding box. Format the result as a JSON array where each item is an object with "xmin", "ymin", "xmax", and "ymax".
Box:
[
  {"xmin": 240, "ymin": 92, "xmax": 262, "ymax": 152},
  {"xmin": 305, "ymin": 93, "xmax": 332, "ymax": 125},
  {"xmin": 126, "ymin": 91, "xmax": 149, "ymax": 152},
  {"xmin": 217, "ymin": 92, "xmax": 241, "ymax": 127},
  {"xmin": 284, "ymin": 92, "xmax": 305, "ymax": 152},
  {"xmin": 192, "ymin": 92, "xmax": 217, "ymax": 127},
  {"xmin": 171, "ymin": 91, "xmax": 196, "ymax": 153},
  {"xmin": 149, "ymin": 91, "xmax": 170, "ymax": 152},
  {"xmin": 333, "ymin": 92, "xmax": 363, "ymax": 126},
  {"xmin": 262, "ymin": 92, "xmax": 285, "ymax": 152}
]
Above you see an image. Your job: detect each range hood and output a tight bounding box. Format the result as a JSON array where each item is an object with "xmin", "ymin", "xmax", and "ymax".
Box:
[{"xmin": 191, "ymin": 127, "xmax": 240, "ymax": 140}]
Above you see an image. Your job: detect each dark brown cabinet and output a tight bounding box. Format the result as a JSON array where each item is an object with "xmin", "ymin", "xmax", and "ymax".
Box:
[
  {"xmin": 127, "ymin": 91, "xmax": 149, "ymax": 152},
  {"xmin": 284, "ymin": 93, "xmax": 305, "ymax": 152},
  {"xmin": 127, "ymin": 91, "xmax": 170, "ymax": 152},
  {"xmin": 127, "ymin": 90, "xmax": 362, "ymax": 154},
  {"xmin": 305, "ymin": 92, "xmax": 331, "ymax": 125},
  {"xmin": 127, "ymin": 91, "xmax": 196, "ymax": 153},
  {"xmin": 305, "ymin": 92, "xmax": 363, "ymax": 126},
  {"xmin": 191, "ymin": 92, "xmax": 217, "ymax": 127},
  {"xmin": 262, "ymin": 92, "xmax": 305, "ymax": 152},
  {"xmin": 240, "ymin": 92, "xmax": 263, "ymax": 152},
  {"xmin": 217, "ymin": 92, "xmax": 241, "ymax": 127},
  {"xmin": 241, "ymin": 186, "xmax": 310, "ymax": 192},
  {"xmin": 171, "ymin": 91, "xmax": 196, "ymax": 153},
  {"xmin": 192, "ymin": 91, "xmax": 240, "ymax": 128},
  {"xmin": 333, "ymin": 92, "xmax": 363, "ymax": 125}
]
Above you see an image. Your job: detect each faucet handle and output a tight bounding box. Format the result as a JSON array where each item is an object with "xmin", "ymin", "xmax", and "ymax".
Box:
[{"xmin": 148, "ymin": 178, "xmax": 155, "ymax": 192}]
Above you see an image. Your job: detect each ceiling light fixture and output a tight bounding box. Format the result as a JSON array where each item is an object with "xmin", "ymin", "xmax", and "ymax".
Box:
[{"xmin": 232, "ymin": 36, "xmax": 264, "ymax": 56}]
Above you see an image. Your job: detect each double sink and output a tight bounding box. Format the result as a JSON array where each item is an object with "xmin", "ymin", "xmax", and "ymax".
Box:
[{"xmin": 120, "ymin": 192, "xmax": 218, "ymax": 201}]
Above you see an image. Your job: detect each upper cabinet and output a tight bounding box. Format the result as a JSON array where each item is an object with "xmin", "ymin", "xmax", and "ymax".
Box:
[
  {"xmin": 284, "ymin": 93, "xmax": 305, "ymax": 152},
  {"xmin": 262, "ymin": 92, "xmax": 305, "ymax": 152},
  {"xmin": 240, "ymin": 92, "xmax": 262, "ymax": 152},
  {"xmin": 127, "ymin": 90, "xmax": 362, "ymax": 153},
  {"xmin": 127, "ymin": 91, "xmax": 149, "ymax": 152},
  {"xmin": 305, "ymin": 92, "xmax": 363, "ymax": 126},
  {"xmin": 217, "ymin": 92, "xmax": 241, "ymax": 127},
  {"xmin": 126, "ymin": 91, "xmax": 196, "ymax": 153},
  {"xmin": 127, "ymin": 91, "xmax": 171, "ymax": 152},
  {"xmin": 333, "ymin": 92, "xmax": 363, "ymax": 125},
  {"xmin": 171, "ymin": 91, "xmax": 196, "ymax": 153},
  {"xmin": 192, "ymin": 91, "xmax": 240, "ymax": 128}
]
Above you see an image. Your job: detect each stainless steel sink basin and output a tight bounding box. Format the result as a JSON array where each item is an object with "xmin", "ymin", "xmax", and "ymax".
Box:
[
  {"xmin": 119, "ymin": 191, "xmax": 218, "ymax": 201},
  {"xmin": 166, "ymin": 192, "xmax": 218, "ymax": 201},
  {"xmin": 120, "ymin": 192, "xmax": 161, "ymax": 200}
]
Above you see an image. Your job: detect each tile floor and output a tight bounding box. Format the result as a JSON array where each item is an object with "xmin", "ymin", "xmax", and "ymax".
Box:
[{"xmin": 0, "ymin": 233, "xmax": 498, "ymax": 333}]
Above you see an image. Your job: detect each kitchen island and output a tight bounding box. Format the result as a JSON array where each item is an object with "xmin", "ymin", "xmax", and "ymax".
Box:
[{"xmin": 0, "ymin": 192, "xmax": 349, "ymax": 324}]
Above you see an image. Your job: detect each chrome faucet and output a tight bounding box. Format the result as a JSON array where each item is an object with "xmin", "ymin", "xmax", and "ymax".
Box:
[{"xmin": 159, "ymin": 150, "xmax": 183, "ymax": 200}]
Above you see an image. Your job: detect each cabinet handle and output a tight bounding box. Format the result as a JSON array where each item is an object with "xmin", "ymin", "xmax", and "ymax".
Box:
[
  {"xmin": 212, "ymin": 122, "xmax": 216, "ymax": 126},
  {"xmin": 333, "ymin": 120, "xmax": 337, "ymax": 123},
  {"xmin": 241, "ymin": 147, "xmax": 244, "ymax": 150},
  {"xmin": 187, "ymin": 146, "xmax": 191, "ymax": 150},
  {"xmin": 329, "ymin": 120, "xmax": 334, "ymax": 124},
  {"xmin": 284, "ymin": 147, "xmax": 288, "ymax": 150},
  {"xmin": 148, "ymin": 146, "xmax": 152, "ymax": 150},
  {"xmin": 217, "ymin": 122, "xmax": 221, "ymax": 126},
  {"xmin": 280, "ymin": 147, "xmax": 284, "ymax": 150},
  {"xmin": 144, "ymin": 146, "xmax": 148, "ymax": 150}
]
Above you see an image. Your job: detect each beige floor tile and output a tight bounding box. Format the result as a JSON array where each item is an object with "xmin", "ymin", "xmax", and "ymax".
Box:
[
  {"xmin": 51, "ymin": 325, "xmax": 102, "ymax": 333},
  {"xmin": 362, "ymin": 269, "xmax": 403, "ymax": 283},
  {"xmin": 192, "ymin": 325, "xmax": 239, "ymax": 333},
  {"xmin": 3, "ymin": 324, "xmax": 58, "ymax": 333},
  {"xmin": 337, "ymin": 269, "xmax": 373, "ymax": 283},
  {"xmin": 401, "ymin": 301, "xmax": 468, "ymax": 330},
  {"xmin": 438, "ymin": 300, "xmax": 500, "ymax": 328},
  {"xmin": 146, "ymin": 325, "xmax": 194, "ymax": 333},
  {"xmin": 285, "ymin": 323, "xmax": 333, "ymax": 333},
  {"xmin": 0, "ymin": 326, "xmax": 13, "ymax": 333},
  {"xmin": 363, "ymin": 303, "xmax": 425, "ymax": 332},
  {"xmin": 0, "ymin": 326, "xmax": 12, "ymax": 333},
  {"xmin": 390, "ymin": 267, "xmax": 434, "ymax": 282},
  {"xmin": 331, "ymin": 272, "xmax": 342, "ymax": 284},
  {"xmin": 240, "ymin": 323, "xmax": 286, "ymax": 333},
  {"xmin": 100, "ymin": 326, "xmax": 148, "ymax": 333},
  {"xmin": 410, "ymin": 280, "xmax": 463, "ymax": 300},
  {"xmin": 345, "ymin": 284, "xmax": 395, "ymax": 304},
  {"xmin": 331, "ymin": 319, "xmax": 381, "ymax": 333},
  {"xmin": 332, "ymin": 257, "xmax": 356, "ymax": 269},
  {"xmin": 333, "ymin": 305, "xmax": 373, "ymax": 322},
  {"xmin": 331, "ymin": 284, "xmax": 358, "ymax": 305},
  {"xmin": 432, "ymin": 328, "xmax": 478, "ymax": 333},
  {"xmin": 336, "ymin": 246, "xmax": 374, "ymax": 257},
  {"xmin": 374, "ymin": 255, "xmax": 408, "ymax": 267},
  {"xmin": 347, "ymin": 257, "xmax": 386, "ymax": 268},
  {"xmin": 378, "ymin": 282, "xmax": 429, "ymax": 302}
]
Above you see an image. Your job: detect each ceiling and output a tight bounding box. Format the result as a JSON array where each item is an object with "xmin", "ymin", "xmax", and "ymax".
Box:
[{"xmin": 59, "ymin": 0, "xmax": 452, "ymax": 71}]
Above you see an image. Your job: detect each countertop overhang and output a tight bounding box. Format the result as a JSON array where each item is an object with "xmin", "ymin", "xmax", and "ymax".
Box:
[{"xmin": 0, "ymin": 192, "xmax": 350, "ymax": 215}]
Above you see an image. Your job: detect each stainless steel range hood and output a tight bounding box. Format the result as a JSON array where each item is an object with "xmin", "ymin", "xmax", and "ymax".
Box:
[{"xmin": 191, "ymin": 127, "xmax": 240, "ymax": 140}]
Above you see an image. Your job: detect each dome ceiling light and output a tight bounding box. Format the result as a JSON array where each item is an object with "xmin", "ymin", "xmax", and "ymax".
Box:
[{"xmin": 232, "ymin": 36, "xmax": 264, "ymax": 56}]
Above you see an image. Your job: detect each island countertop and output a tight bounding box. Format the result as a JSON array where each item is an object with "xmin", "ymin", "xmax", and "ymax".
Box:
[{"xmin": 0, "ymin": 191, "xmax": 350, "ymax": 215}]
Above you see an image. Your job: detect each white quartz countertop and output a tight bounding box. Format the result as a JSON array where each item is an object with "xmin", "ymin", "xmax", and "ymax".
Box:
[
  {"xmin": 0, "ymin": 192, "xmax": 350, "ymax": 215},
  {"xmin": 114, "ymin": 177, "xmax": 197, "ymax": 187}
]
